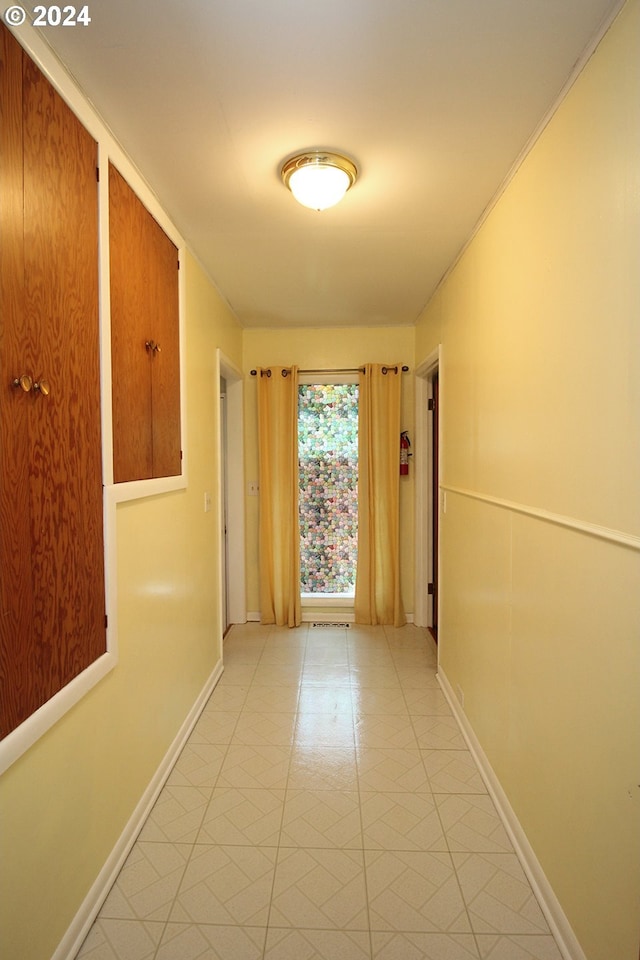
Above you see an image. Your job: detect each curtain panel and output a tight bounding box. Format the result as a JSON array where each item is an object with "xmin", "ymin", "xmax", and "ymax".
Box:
[
  {"xmin": 355, "ymin": 364, "xmax": 406, "ymax": 627},
  {"xmin": 257, "ymin": 366, "xmax": 301, "ymax": 627}
]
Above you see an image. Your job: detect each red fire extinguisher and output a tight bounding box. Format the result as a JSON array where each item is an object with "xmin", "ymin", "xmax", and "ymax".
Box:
[{"xmin": 400, "ymin": 431, "xmax": 411, "ymax": 475}]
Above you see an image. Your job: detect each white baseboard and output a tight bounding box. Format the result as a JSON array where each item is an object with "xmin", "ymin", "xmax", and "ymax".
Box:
[
  {"xmin": 53, "ymin": 659, "xmax": 224, "ymax": 960},
  {"xmin": 437, "ymin": 667, "xmax": 587, "ymax": 960}
]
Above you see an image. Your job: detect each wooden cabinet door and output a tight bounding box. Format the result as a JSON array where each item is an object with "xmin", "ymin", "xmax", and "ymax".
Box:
[
  {"xmin": 149, "ymin": 220, "xmax": 181, "ymax": 479},
  {"xmin": 109, "ymin": 164, "xmax": 154, "ymax": 481},
  {"xmin": 109, "ymin": 164, "xmax": 181, "ymax": 482},
  {"xmin": 0, "ymin": 25, "xmax": 35, "ymax": 734},
  {"xmin": 0, "ymin": 25, "xmax": 105, "ymax": 737},
  {"xmin": 23, "ymin": 48, "xmax": 105, "ymax": 713}
]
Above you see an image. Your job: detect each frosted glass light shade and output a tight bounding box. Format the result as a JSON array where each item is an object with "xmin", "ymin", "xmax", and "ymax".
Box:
[{"xmin": 281, "ymin": 152, "xmax": 357, "ymax": 211}]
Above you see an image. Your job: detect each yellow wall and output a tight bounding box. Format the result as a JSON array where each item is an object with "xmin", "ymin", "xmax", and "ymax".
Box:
[
  {"xmin": 416, "ymin": 3, "xmax": 640, "ymax": 958},
  {"xmin": 0, "ymin": 252, "xmax": 242, "ymax": 960},
  {"xmin": 3, "ymin": 5, "xmax": 639, "ymax": 959},
  {"xmin": 242, "ymin": 326, "xmax": 416, "ymax": 617}
]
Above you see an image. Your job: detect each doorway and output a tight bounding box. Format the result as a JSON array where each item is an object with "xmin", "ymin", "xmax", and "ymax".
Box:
[
  {"xmin": 429, "ymin": 369, "xmax": 439, "ymax": 641},
  {"xmin": 216, "ymin": 351, "xmax": 246, "ymax": 639},
  {"xmin": 219, "ymin": 384, "xmax": 230, "ymax": 635},
  {"xmin": 414, "ymin": 350, "xmax": 440, "ymax": 638}
]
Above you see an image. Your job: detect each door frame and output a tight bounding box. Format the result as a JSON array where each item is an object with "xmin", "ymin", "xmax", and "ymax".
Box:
[
  {"xmin": 216, "ymin": 351, "xmax": 246, "ymax": 632},
  {"xmin": 219, "ymin": 390, "xmax": 229, "ymax": 633},
  {"xmin": 414, "ymin": 347, "xmax": 441, "ymax": 631}
]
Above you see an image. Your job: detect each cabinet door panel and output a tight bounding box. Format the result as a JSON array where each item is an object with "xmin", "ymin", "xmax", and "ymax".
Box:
[
  {"xmin": 109, "ymin": 163, "xmax": 181, "ymax": 482},
  {"xmin": 109, "ymin": 164, "xmax": 153, "ymax": 482},
  {"xmin": 0, "ymin": 25, "xmax": 35, "ymax": 735},
  {"xmin": 21, "ymin": 52, "xmax": 104, "ymax": 725},
  {"xmin": 150, "ymin": 225, "xmax": 181, "ymax": 479}
]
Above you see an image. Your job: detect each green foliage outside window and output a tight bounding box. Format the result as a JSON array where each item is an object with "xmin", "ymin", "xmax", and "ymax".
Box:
[{"xmin": 298, "ymin": 384, "xmax": 358, "ymax": 593}]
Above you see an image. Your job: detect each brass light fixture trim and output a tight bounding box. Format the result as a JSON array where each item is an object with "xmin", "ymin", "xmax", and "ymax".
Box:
[{"xmin": 281, "ymin": 151, "xmax": 358, "ymax": 210}]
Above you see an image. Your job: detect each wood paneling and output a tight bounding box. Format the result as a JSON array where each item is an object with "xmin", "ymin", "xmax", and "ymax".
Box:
[
  {"xmin": 109, "ymin": 164, "xmax": 154, "ymax": 481},
  {"xmin": 0, "ymin": 25, "xmax": 34, "ymax": 733},
  {"xmin": 150, "ymin": 221, "xmax": 181, "ymax": 479},
  {"xmin": 109, "ymin": 163, "xmax": 181, "ymax": 483},
  {"xmin": 0, "ymin": 24, "xmax": 105, "ymax": 737}
]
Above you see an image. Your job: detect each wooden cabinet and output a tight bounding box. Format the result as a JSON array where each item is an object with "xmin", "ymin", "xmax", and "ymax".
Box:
[
  {"xmin": 0, "ymin": 24, "xmax": 106, "ymax": 738},
  {"xmin": 109, "ymin": 163, "xmax": 181, "ymax": 483}
]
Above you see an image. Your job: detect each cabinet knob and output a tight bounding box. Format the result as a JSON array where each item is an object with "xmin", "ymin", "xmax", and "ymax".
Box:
[
  {"xmin": 145, "ymin": 340, "xmax": 161, "ymax": 355},
  {"xmin": 12, "ymin": 374, "xmax": 33, "ymax": 392},
  {"xmin": 34, "ymin": 379, "xmax": 51, "ymax": 396}
]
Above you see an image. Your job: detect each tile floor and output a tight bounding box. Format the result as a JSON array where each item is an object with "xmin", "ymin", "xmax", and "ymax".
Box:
[{"xmin": 76, "ymin": 623, "xmax": 562, "ymax": 960}]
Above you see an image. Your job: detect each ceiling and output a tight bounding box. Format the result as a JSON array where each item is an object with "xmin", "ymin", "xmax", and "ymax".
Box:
[{"xmin": 37, "ymin": 0, "xmax": 622, "ymax": 329}]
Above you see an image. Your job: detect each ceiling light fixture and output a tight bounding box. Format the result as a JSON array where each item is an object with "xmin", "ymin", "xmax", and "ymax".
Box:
[{"xmin": 281, "ymin": 151, "xmax": 358, "ymax": 211}]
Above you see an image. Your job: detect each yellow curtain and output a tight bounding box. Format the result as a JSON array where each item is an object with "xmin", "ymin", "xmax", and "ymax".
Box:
[
  {"xmin": 355, "ymin": 364, "xmax": 406, "ymax": 627},
  {"xmin": 257, "ymin": 366, "xmax": 301, "ymax": 627}
]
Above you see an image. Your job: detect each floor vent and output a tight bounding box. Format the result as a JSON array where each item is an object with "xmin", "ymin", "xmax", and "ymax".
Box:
[{"xmin": 310, "ymin": 621, "xmax": 351, "ymax": 628}]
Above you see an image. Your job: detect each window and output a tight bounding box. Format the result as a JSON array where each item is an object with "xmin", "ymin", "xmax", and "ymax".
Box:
[{"xmin": 298, "ymin": 382, "xmax": 358, "ymax": 596}]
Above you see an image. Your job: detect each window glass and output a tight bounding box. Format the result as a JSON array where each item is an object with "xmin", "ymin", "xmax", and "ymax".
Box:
[{"xmin": 298, "ymin": 383, "xmax": 358, "ymax": 595}]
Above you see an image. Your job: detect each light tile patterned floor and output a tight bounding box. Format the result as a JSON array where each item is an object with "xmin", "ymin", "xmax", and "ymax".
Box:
[{"xmin": 76, "ymin": 624, "xmax": 562, "ymax": 960}]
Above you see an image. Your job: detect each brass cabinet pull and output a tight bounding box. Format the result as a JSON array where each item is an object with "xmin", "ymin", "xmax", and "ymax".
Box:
[
  {"xmin": 12, "ymin": 374, "xmax": 33, "ymax": 392},
  {"xmin": 145, "ymin": 340, "xmax": 161, "ymax": 355},
  {"xmin": 33, "ymin": 379, "xmax": 51, "ymax": 396}
]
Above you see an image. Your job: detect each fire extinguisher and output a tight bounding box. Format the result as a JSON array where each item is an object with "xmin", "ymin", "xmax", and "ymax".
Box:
[{"xmin": 400, "ymin": 431, "xmax": 411, "ymax": 475}]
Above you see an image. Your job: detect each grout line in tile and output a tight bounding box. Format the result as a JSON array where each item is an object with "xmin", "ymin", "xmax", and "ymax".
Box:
[{"xmin": 76, "ymin": 623, "xmax": 558, "ymax": 960}]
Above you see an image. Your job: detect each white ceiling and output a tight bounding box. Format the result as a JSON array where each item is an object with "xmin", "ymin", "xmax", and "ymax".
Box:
[{"xmin": 37, "ymin": 0, "xmax": 622, "ymax": 328}]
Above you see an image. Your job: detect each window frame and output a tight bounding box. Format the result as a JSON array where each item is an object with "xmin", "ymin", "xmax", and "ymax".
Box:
[{"xmin": 298, "ymin": 373, "xmax": 359, "ymax": 602}]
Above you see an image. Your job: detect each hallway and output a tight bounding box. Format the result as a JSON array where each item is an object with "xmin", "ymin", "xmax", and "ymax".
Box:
[{"xmin": 76, "ymin": 623, "xmax": 561, "ymax": 959}]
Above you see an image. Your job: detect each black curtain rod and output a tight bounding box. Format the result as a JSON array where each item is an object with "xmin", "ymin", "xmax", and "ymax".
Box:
[{"xmin": 250, "ymin": 365, "xmax": 409, "ymax": 377}]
